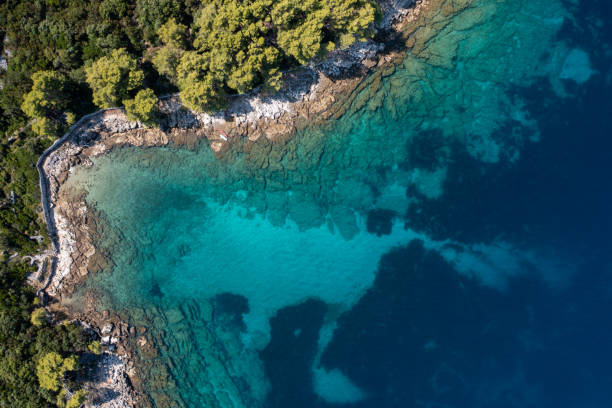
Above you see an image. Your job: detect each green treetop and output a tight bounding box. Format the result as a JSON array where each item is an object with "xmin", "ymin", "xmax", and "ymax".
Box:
[
  {"xmin": 192, "ymin": 0, "xmax": 281, "ymax": 94},
  {"xmin": 136, "ymin": 0, "xmax": 184, "ymax": 42},
  {"xmin": 152, "ymin": 18, "xmax": 188, "ymax": 84},
  {"xmin": 149, "ymin": 0, "xmax": 378, "ymax": 112},
  {"xmin": 57, "ymin": 388, "xmax": 88, "ymax": 408},
  {"xmin": 85, "ymin": 48, "xmax": 145, "ymax": 108},
  {"xmin": 158, "ymin": 18, "xmax": 188, "ymax": 48},
  {"xmin": 124, "ymin": 88, "xmax": 159, "ymax": 124},
  {"xmin": 65, "ymin": 390, "xmax": 88, "ymax": 408},
  {"xmin": 30, "ymin": 308, "xmax": 47, "ymax": 326},
  {"xmin": 21, "ymin": 70, "xmax": 73, "ymax": 136},
  {"xmin": 87, "ymin": 340, "xmax": 103, "ymax": 355},
  {"xmin": 176, "ymin": 51, "xmax": 228, "ymax": 112},
  {"xmin": 271, "ymin": 0, "xmax": 379, "ymax": 64},
  {"xmin": 36, "ymin": 352, "xmax": 79, "ymax": 392},
  {"xmin": 152, "ymin": 45, "xmax": 185, "ymax": 83}
]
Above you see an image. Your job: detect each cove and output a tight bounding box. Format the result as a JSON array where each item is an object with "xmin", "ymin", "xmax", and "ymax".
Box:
[{"xmin": 58, "ymin": 0, "xmax": 585, "ymax": 406}]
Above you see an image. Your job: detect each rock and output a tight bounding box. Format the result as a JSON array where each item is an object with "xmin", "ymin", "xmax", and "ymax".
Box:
[
  {"xmin": 137, "ymin": 336, "xmax": 147, "ymax": 347},
  {"xmin": 101, "ymin": 322, "xmax": 114, "ymax": 335}
]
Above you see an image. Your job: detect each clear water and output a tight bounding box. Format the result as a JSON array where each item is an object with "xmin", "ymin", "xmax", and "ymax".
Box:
[{"xmin": 65, "ymin": 0, "xmax": 612, "ymax": 406}]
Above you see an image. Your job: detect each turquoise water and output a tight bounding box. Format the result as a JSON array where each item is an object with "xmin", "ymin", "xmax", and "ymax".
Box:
[{"xmin": 64, "ymin": 0, "xmax": 612, "ymax": 406}]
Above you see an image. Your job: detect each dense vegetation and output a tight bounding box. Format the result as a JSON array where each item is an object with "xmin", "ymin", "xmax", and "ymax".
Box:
[
  {"xmin": 0, "ymin": 0, "xmax": 381, "ymax": 406},
  {"xmin": 2, "ymin": 0, "xmax": 379, "ymax": 131},
  {"xmin": 0, "ymin": 261, "xmax": 93, "ymax": 407}
]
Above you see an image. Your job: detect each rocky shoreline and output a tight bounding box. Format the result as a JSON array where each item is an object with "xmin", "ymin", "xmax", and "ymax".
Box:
[{"xmin": 34, "ymin": 0, "xmax": 463, "ymax": 405}]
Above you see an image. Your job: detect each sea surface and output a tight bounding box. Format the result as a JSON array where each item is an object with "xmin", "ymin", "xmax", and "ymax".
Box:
[{"xmin": 65, "ymin": 0, "xmax": 612, "ymax": 406}]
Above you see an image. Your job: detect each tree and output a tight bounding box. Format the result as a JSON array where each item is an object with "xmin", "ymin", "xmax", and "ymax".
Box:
[
  {"xmin": 152, "ymin": 18, "xmax": 187, "ymax": 84},
  {"xmin": 36, "ymin": 352, "xmax": 78, "ymax": 392},
  {"xmin": 271, "ymin": 0, "xmax": 378, "ymax": 64},
  {"xmin": 85, "ymin": 48, "xmax": 144, "ymax": 108},
  {"xmin": 271, "ymin": 0, "xmax": 327, "ymax": 64},
  {"xmin": 176, "ymin": 51, "xmax": 227, "ymax": 112},
  {"xmin": 21, "ymin": 71, "xmax": 65, "ymax": 119},
  {"xmin": 136, "ymin": 0, "xmax": 184, "ymax": 42},
  {"xmin": 192, "ymin": 0, "xmax": 280, "ymax": 93},
  {"xmin": 30, "ymin": 308, "xmax": 47, "ymax": 327},
  {"xmin": 124, "ymin": 88, "xmax": 158, "ymax": 123},
  {"xmin": 157, "ymin": 18, "xmax": 188, "ymax": 48},
  {"xmin": 152, "ymin": 45, "xmax": 184, "ymax": 83},
  {"xmin": 21, "ymin": 70, "xmax": 73, "ymax": 136}
]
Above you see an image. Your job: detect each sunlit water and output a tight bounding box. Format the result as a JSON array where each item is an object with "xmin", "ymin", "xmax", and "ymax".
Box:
[{"xmin": 65, "ymin": 0, "xmax": 612, "ymax": 406}]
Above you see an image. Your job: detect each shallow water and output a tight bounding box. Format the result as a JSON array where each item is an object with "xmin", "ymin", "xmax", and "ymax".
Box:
[{"xmin": 65, "ymin": 0, "xmax": 612, "ymax": 406}]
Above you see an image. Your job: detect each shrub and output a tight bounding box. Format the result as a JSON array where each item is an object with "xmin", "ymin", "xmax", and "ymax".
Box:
[
  {"xmin": 30, "ymin": 308, "xmax": 47, "ymax": 327},
  {"xmin": 87, "ymin": 340, "xmax": 102, "ymax": 355},
  {"xmin": 36, "ymin": 352, "xmax": 79, "ymax": 392},
  {"xmin": 124, "ymin": 88, "xmax": 159, "ymax": 124}
]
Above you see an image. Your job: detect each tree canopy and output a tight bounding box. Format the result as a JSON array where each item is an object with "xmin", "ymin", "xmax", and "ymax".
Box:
[
  {"xmin": 272, "ymin": 0, "xmax": 379, "ymax": 64},
  {"xmin": 165, "ymin": 0, "xmax": 379, "ymax": 111},
  {"xmin": 85, "ymin": 48, "xmax": 144, "ymax": 108},
  {"xmin": 36, "ymin": 352, "xmax": 78, "ymax": 392},
  {"xmin": 20, "ymin": 71, "xmax": 73, "ymax": 136},
  {"xmin": 124, "ymin": 88, "xmax": 159, "ymax": 123},
  {"xmin": 30, "ymin": 308, "xmax": 47, "ymax": 327},
  {"xmin": 176, "ymin": 51, "xmax": 228, "ymax": 111}
]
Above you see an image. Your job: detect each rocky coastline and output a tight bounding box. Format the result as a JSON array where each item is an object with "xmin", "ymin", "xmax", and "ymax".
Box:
[{"xmin": 33, "ymin": 0, "xmax": 463, "ymax": 405}]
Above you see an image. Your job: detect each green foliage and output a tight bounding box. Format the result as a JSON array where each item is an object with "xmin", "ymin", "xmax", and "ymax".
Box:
[
  {"xmin": 56, "ymin": 388, "xmax": 87, "ymax": 408},
  {"xmin": 65, "ymin": 112, "xmax": 77, "ymax": 127},
  {"xmin": 158, "ymin": 18, "xmax": 188, "ymax": 48},
  {"xmin": 271, "ymin": 0, "xmax": 378, "ymax": 64},
  {"xmin": 87, "ymin": 340, "xmax": 102, "ymax": 355},
  {"xmin": 192, "ymin": 0, "xmax": 281, "ymax": 94},
  {"xmin": 151, "ymin": 19, "xmax": 187, "ymax": 85},
  {"xmin": 0, "ymin": 135, "xmax": 50, "ymax": 256},
  {"xmin": 148, "ymin": 0, "xmax": 378, "ymax": 110},
  {"xmin": 20, "ymin": 71, "xmax": 66, "ymax": 120},
  {"xmin": 36, "ymin": 352, "xmax": 64, "ymax": 392},
  {"xmin": 30, "ymin": 308, "xmax": 47, "ymax": 327},
  {"xmin": 176, "ymin": 51, "xmax": 227, "ymax": 112},
  {"xmin": 0, "ymin": 260, "xmax": 92, "ymax": 407},
  {"xmin": 124, "ymin": 88, "xmax": 158, "ymax": 124},
  {"xmin": 64, "ymin": 390, "xmax": 87, "ymax": 408},
  {"xmin": 264, "ymin": 68, "xmax": 284, "ymax": 93},
  {"xmin": 36, "ymin": 352, "xmax": 79, "ymax": 392},
  {"xmin": 152, "ymin": 46, "xmax": 184, "ymax": 83},
  {"xmin": 85, "ymin": 48, "xmax": 144, "ymax": 108},
  {"xmin": 136, "ymin": 0, "xmax": 185, "ymax": 43},
  {"xmin": 21, "ymin": 71, "xmax": 69, "ymax": 137}
]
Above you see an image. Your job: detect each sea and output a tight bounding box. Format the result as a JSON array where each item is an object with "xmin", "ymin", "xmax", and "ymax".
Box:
[{"xmin": 64, "ymin": 0, "xmax": 612, "ymax": 406}]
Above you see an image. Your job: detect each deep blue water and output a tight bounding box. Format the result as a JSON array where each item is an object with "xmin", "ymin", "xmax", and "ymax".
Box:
[
  {"xmin": 261, "ymin": 4, "xmax": 612, "ymax": 405},
  {"xmin": 65, "ymin": 0, "xmax": 612, "ymax": 406}
]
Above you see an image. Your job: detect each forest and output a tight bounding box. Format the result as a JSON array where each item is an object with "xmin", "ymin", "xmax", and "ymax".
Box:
[{"xmin": 0, "ymin": 0, "xmax": 380, "ymax": 406}]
